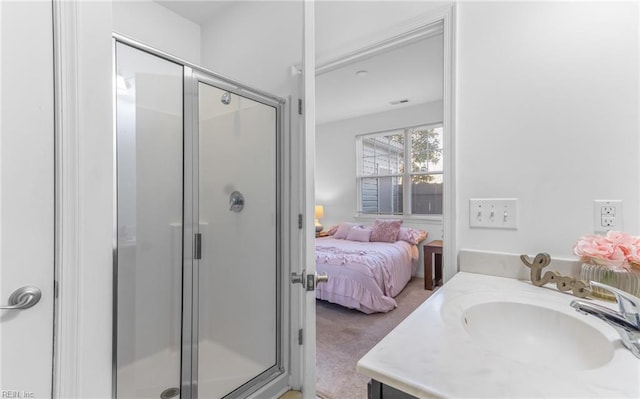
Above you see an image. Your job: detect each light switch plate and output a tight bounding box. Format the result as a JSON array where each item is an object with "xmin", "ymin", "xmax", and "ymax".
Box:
[{"xmin": 469, "ymin": 198, "xmax": 518, "ymax": 229}]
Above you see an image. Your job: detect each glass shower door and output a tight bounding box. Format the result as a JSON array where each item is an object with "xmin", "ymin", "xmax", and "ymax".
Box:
[
  {"xmin": 115, "ymin": 42, "xmax": 184, "ymax": 398},
  {"xmin": 195, "ymin": 80, "xmax": 281, "ymax": 398}
]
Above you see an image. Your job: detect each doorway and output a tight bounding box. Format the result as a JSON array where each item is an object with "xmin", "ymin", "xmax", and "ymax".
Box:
[{"xmin": 313, "ymin": 3, "xmax": 455, "ymax": 397}]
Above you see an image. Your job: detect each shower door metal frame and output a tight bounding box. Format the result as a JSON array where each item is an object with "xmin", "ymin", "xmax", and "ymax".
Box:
[
  {"xmin": 112, "ymin": 34, "xmax": 288, "ymax": 399},
  {"xmin": 184, "ymin": 69, "xmax": 285, "ymax": 399}
]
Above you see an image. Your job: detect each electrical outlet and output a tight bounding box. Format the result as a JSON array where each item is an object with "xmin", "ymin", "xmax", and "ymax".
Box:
[
  {"xmin": 469, "ymin": 198, "xmax": 518, "ymax": 229},
  {"xmin": 601, "ymin": 206, "xmax": 616, "ymax": 216},
  {"xmin": 601, "ymin": 215, "xmax": 616, "ymax": 227},
  {"xmin": 594, "ymin": 200, "xmax": 623, "ymax": 233}
]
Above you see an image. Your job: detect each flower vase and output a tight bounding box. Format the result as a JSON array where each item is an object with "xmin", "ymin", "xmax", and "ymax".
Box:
[{"xmin": 580, "ymin": 262, "xmax": 640, "ymax": 301}]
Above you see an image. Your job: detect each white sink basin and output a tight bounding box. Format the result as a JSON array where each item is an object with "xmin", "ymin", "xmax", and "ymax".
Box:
[
  {"xmin": 462, "ymin": 301, "xmax": 614, "ymax": 370},
  {"xmin": 359, "ymin": 273, "xmax": 640, "ymax": 398}
]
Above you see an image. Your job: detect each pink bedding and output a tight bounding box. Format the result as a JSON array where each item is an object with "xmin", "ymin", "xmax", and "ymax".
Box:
[{"xmin": 315, "ymin": 238, "xmax": 419, "ymax": 314}]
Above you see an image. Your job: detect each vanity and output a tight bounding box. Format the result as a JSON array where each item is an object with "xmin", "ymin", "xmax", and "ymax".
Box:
[{"xmin": 357, "ymin": 269, "xmax": 640, "ymax": 398}]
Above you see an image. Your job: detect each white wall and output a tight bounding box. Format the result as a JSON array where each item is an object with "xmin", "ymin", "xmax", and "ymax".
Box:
[
  {"xmin": 113, "ymin": 0, "xmax": 201, "ymax": 64},
  {"xmin": 316, "ymin": 100, "xmax": 444, "ymax": 240},
  {"xmin": 456, "ymin": 1, "xmax": 640, "ymax": 259},
  {"xmin": 66, "ymin": 2, "xmax": 640, "ymax": 396},
  {"xmin": 199, "ymin": 1, "xmax": 303, "ymax": 97}
]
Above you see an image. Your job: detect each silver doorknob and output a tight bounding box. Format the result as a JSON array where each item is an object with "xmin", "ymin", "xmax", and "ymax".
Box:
[
  {"xmin": 0, "ymin": 286, "xmax": 41, "ymax": 310},
  {"xmin": 291, "ymin": 271, "xmax": 329, "ymax": 291},
  {"xmin": 291, "ymin": 270, "xmax": 306, "ymax": 287},
  {"xmin": 316, "ymin": 272, "xmax": 328, "ymax": 284}
]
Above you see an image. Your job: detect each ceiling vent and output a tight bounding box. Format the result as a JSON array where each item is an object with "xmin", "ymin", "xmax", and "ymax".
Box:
[{"xmin": 389, "ymin": 99, "xmax": 410, "ymax": 105}]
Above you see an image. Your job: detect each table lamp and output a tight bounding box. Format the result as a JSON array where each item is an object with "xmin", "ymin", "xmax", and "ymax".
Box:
[{"xmin": 314, "ymin": 205, "xmax": 324, "ymax": 232}]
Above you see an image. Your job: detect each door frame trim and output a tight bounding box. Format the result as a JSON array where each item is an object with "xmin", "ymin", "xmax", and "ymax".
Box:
[
  {"xmin": 300, "ymin": 1, "xmax": 317, "ymax": 396},
  {"xmin": 54, "ymin": 0, "xmax": 115, "ymax": 397},
  {"xmin": 53, "ymin": 0, "xmax": 81, "ymax": 396}
]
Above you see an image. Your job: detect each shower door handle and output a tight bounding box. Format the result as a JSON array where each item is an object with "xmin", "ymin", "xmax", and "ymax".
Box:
[{"xmin": 0, "ymin": 286, "xmax": 41, "ymax": 310}]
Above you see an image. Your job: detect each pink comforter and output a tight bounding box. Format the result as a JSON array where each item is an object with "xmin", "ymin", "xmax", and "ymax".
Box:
[{"xmin": 315, "ymin": 238, "xmax": 418, "ymax": 314}]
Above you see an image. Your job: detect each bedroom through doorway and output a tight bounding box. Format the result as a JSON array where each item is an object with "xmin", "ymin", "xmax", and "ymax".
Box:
[{"xmin": 313, "ymin": 3, "xmax": 454, "ymax": 398}]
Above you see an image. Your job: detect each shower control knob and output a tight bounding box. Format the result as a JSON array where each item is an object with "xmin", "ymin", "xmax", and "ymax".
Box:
[{"xmin": 229, "ymin": 191, "xmax": 244, "ymax": 212}]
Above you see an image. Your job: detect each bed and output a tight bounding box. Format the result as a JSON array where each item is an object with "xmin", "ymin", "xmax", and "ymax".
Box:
[{"xmin": 315, "ymin": 227, "xmax": 423, "ymax": 314}]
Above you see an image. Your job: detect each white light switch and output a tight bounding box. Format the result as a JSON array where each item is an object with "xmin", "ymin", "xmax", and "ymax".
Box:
[{"xmin": 469, "ymin": 198, "xmax": 518, "ymax": 229}]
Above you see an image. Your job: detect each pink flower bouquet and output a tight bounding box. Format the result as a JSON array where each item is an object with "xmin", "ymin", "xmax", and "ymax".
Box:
[{"xmin": 573, "ymin": 231, "xmax": 640, "ymax": 271}]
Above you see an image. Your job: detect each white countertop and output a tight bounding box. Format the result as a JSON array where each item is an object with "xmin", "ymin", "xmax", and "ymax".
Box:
[{"xmin": 356, "ymin": 272, "xmax": 640, "ymax": 398}]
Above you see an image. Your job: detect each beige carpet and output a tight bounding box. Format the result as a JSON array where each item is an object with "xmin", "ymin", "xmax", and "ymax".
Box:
[{"xmin": 316, "ymin": 277, "xmax": 434, "ymax": 399}]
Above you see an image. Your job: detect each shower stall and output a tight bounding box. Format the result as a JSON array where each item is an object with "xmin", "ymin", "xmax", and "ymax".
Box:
[{"xmin": 114, "ymin": 38, "xmax": 285, "ymax": 399}]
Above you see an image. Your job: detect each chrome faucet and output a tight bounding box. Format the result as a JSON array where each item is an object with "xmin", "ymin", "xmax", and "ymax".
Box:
[{"xmin": 570, "ymin": 281, "xmax": 640, "ymax": 359}]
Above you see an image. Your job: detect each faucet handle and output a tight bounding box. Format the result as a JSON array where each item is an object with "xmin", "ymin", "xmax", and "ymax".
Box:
[{"xmin": 590, "ymin": 281, "xmax": 640, "ymax": 327}]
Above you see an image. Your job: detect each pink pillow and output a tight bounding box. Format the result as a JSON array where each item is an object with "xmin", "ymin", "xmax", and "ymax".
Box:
[
  {"xmin": 326, "ymin": 225, "xmax": 339, "ymax": 236},
  {"xmin": 334, "ymin": 222, "xmax": 360, "ymax": 239},
  {"xmin": 398, "ymin": 227, "xmax": 428, "ymax": 245},
  {"xmin": 346, "ymin": 227, "xmax": 372, "ymax": 242},
  {"xmin": 370, "ymin": 219, "xmax": 403, "ymax": 243}
]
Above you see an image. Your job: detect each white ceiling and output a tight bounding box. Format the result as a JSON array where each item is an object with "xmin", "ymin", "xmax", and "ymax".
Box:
[
  {"xmin": 315, "ymin": 34, "xmax": 443, "ymax": 124},
  {"xmin": 151, "ymin": 0, "xmax": 446, "ymax": 124},
  {"xmin": 314, "ymin": 1, "xmax": 448, "ymax": 124},
  {"xmin": 154, "ymin": 1, "xmax": 233, "ymax": 26}
]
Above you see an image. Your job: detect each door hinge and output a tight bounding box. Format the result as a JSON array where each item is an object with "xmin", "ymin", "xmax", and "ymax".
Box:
[
  {"xmin": 194, "ymin": 233, "xmax": 202, "ymax": 260},
  {"xmin": 298, "ymin": 99, "xmax": 303, "ymax": 115},
  {"xmin": 54, "ymin": 280, "xmax": 59, "ymax": 299},
  {"xmin": 298, "ymin": 213, "xmax": 303, "ymax": 229},
  {"xmin": 298, "ymin": 328, "xmax": 303, "ymax": 345}
]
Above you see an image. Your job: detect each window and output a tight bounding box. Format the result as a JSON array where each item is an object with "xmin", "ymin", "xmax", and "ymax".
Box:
[{"xmin": 356, "ymin": 124, "xmax": 443, "ymax": 216}]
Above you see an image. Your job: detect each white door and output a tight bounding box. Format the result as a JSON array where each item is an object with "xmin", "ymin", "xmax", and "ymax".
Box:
[
  {"xmin": 300, "ymin": 1, "xmax": 317, "ymax": 397},
  {"xmin": 0, "ymin": 1, "xmax": 55, "ymax": 398}
]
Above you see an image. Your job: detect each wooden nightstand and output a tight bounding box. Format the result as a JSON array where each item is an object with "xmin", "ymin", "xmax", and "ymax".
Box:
[{"xmin": 423, "ymin": 240, "xmax": 443, "ymax": 290}]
